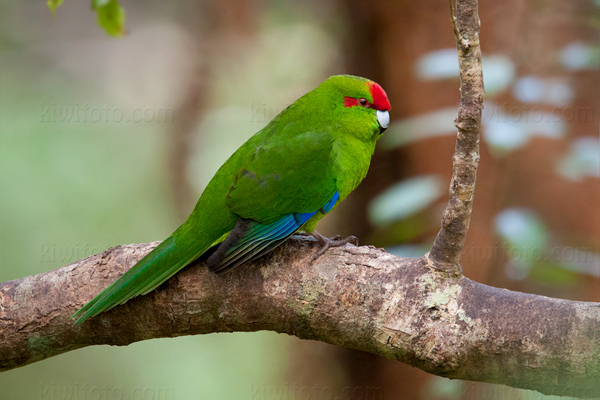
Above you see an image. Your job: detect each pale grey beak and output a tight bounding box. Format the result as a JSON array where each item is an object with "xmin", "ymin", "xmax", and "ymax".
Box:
[{"xmin": 377, "ymin": 110, "xmax": 390, "ymax": 132}]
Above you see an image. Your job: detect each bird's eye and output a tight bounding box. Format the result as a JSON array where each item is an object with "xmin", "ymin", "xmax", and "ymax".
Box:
[{"xmin": 359, "ymin": 98, "xmax": 367, "ymax": 106}]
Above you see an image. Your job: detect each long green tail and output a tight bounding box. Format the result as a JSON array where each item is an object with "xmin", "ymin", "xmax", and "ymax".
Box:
[{"xmin": 72, "ymin": 229, "xmax": 211, "ymax": 326}]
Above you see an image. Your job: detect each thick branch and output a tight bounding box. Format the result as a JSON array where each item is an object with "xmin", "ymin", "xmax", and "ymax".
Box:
[
  {"xmin": 428, "ymin": 0, "xmax": 484, "ymax": 272},
  {"xmin": 1, "ymin": 239, "xmax": 599, "ymax": 397}
]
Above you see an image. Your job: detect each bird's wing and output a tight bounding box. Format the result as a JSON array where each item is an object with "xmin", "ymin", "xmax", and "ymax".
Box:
[
  {"xmin": 208, "ymin": 129, "xmax": 339, "ymax": 273},
  {"xmin": 227, "ymin": 129, "xmax": 338, "ymax": 223}
]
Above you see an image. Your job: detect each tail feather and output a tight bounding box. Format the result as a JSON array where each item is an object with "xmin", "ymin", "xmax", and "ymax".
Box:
[{"xmin": 72, "ymin": 234, "xmax": 205, "ymax": 326}]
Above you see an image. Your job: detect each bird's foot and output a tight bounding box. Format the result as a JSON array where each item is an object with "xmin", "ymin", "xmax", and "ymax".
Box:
[{"xmin": 310, "ymin": 231, "xmax": 359, "ymax": 263}]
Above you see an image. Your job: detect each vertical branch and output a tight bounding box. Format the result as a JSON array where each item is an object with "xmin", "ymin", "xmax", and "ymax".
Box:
[{"xmin": 427, "ymin": 0, "xmax": 484, "ymax": 273}]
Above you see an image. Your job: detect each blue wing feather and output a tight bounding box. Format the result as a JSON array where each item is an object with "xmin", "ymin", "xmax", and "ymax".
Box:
[
  {"xmin": 207, "ymin": 192, "xmax": 339, "ymax": 273},
  {"xmin": 320, "ymin": 191, "xmax": 339, "ymax": 214}
]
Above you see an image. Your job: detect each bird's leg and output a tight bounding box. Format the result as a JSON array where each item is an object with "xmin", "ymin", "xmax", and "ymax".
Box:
[{"xmin": 310, "ymin": 231, "xmax": 359, "ymax": 263}]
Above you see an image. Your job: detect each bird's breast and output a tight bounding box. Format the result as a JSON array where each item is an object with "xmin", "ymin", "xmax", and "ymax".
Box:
[{"xmin": 330, "ymin": 138, "xmax": 376, "ymax": 200}]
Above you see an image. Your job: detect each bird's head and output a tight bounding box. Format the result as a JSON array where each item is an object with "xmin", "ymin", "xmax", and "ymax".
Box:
[{"xmin": 320, "ymin": 75, "xmax": 391, "ymax": 136}]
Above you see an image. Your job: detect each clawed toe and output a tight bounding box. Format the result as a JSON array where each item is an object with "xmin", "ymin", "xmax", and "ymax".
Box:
[
  {"xmin": 309, "ymin": 231, "xmax": 359, "ymax": 263},
  {"xmin": 346, "ymin": 235, "xmax": 359, "ymax": 246}
]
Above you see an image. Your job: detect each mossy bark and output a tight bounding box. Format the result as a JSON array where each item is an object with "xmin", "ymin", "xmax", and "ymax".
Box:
[{"xmin": 1, "ymin": 238, "xmax": 599, "ymax": 397}]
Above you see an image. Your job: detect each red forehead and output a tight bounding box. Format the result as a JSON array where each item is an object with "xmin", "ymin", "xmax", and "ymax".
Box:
[{"xmin": 367, "ymin": 81, "xmax": 391, "ymax": 111}]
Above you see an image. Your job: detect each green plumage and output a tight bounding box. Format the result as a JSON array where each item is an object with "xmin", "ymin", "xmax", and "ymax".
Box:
[{"xmin": 72, "ymin": 75, "xmax": 390, "ymax": 326}]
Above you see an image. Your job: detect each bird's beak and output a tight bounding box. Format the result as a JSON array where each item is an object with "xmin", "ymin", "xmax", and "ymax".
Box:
[{"xmin": 377, "ymin": 110, "xmax": 390, "ymax": 133}]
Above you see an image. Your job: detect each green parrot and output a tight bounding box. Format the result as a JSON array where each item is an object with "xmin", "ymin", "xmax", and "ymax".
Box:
[{"xmin": 72, "ymin": 74, "xmax": 391, "ymax": 326}]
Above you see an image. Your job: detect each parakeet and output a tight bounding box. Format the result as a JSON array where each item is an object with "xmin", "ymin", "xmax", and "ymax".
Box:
[{"xmin": 72, "ymin": 74, "xmax": 391, "ymax": 326}]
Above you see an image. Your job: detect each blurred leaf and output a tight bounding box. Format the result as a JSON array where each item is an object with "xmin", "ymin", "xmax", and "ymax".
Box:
[
  {"xmin": 560, "ymin": 42, "xmax": 600, "ymax": 71},
  {"xmin": 495, "ymin": 208, "xmax": 548, "ymax": 250},
  {"xmin": 368, "ymin": 175, "xmax": 443, "ymax": 226},
  {"xmin": 495, "ymin": 208, "xmax": 549, "ymax": 278},
  {"xmin": 386, "ymin": 244, "xmax": 430, "ymax": 259},
  {"xmin": 529, "ymin": 262, "xmax": 579, "ymax": 286},
  {"xmin": 513, "ymin": 76, "xmax": 574, "ymax": 106},
  {"xmin": 380, "ymin": 107, "xmax": 457, "ymax": 149},
  {"xmin": 93, "ymin": 0, "xmax": 126, "ymax": 37},
  {"xmin": 556, "ymin": 136, "xmax": 600, "ymax": 181},
  {"xmin": 481, "ymin": 55, "xmax": 515, "ymax": 95},
  {"xmin": 483, "ymin": 107, "xmax": 529, "ymax": 153},
  {"xmin": 387, "ymin": 215, "xmax": 428, "ymax": 242},
  {"xmin": 415, "ymin": 50, "xmax": 514, "ymax": 96},
  {"xmin": 512, "ymin": 75, "xmax": 548, "ymax": 103},
  {"xmin": 557, "ymin": 248, "xmax": 600, "ymax": 278},
  {"xmin": 415, "ymin": 49, "xmax": 459, "ymax": 80},
  {"xmin": 545, "ymin": 80, "xmax": 574, "ymax": 107},
  {"xmin": 504, "ymin": 260, "xmax": 531, "ymax": 281},
  {"xmin": 47, "ymin": 0, "xmax": 64, "ymax": 16},
  {"xmin": 370, "ymin": 214, "xmax": 430, "ymax": 246},
  {"xmin": 482, "ymin": 102, "xmax": 565, "ymax": 155}
]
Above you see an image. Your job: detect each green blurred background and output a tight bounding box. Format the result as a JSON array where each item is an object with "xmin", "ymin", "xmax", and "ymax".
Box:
[{"xmin": 0, "ymin": 0, "xmax": 598, "ymax": 399}]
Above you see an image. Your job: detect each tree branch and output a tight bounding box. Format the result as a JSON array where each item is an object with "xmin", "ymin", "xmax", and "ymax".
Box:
[
  {"xmin": 1, "ymin": 239, "xmax": 599, "ymax": 397},
  {"xmin": 428, "ymin": 0, "xmax": 484, "ymax": 273}
]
